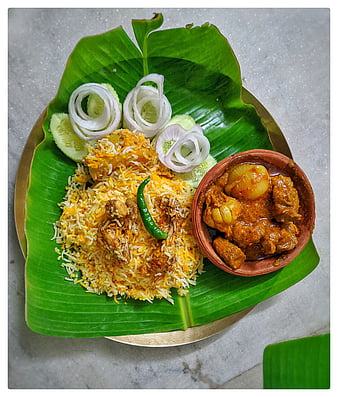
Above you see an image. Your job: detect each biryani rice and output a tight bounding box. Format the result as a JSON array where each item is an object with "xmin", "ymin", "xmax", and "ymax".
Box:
[{"xmin": 54, "ymin": 129, "xmax": 204, "ymax": 303}]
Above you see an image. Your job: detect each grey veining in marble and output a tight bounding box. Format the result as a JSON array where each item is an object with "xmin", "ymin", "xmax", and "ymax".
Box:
[{"xmin": 8, "ymin": 8, "xmax": 330, "ymax": 389}]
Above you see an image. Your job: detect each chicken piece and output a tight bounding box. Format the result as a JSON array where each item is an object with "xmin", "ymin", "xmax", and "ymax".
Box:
[
  {"xmin": 232, "ymin": 219, "xmax": 299, "ymax": 260},
  {"xmin": 230, "ymin": 218, "xmax": 279, "ymax": 259},
  {"xmin": 151, "ymin": 195, "xmax": 186, "ymax": 234},
  {"xmin": 99, "ymin": 224, "xmax": 119, "ymax": 251},
  {"xmin": 99, "ymin": 223, "xmax": 129, "ymax": 262},
  {"xmin": 258, "ymin": 223, "xmax": 283, "ymax": 257},
  {"xmin": 148, "ymin": 245, "xmax": 171, "ymax": 274},
  {"xmin": 231, "ymin": 219, "xmax": 269, "ymax": 247},
  {"xmin": 237, "ymin": 196, "xmax": 273, "ymax": 224},
  {"xmin": 156, "ymin": 195, "xmax": 189, "ymax": 223},
  {"xmin": 275, "ymin": 222, "xmax": 299, "ymax": 252},
  {"xmin": 98, "ymin": 198, "xmax": 133, "ymax": 261},
  {"xmin": 203, "ymin": 184, "xmax": 241, "ymax": 232},
  {"xmin": 215, "ymin": 172, "xmax": 229, "ymax": 190},
  {"xmin": 106, "ymin": 199, "xmax": 128, "ymax": 219},
  {"xmin": 258, "ymin": 221, "xmax": 299, "ymax": 256},
  {"xmin": 213, "ymin": 236, "xmax": 246, "ymax": 269},
  {"xmin": 271, "ymin": 174, "xmax": 301, "ymax": 223}
]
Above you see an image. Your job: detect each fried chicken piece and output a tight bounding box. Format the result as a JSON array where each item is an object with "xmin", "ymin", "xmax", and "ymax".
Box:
[
  {"xmin": 98, "ymin": 198, "xmax": 133, "ymax": 261},
  {"xmin": 231, "ymin": 219, "xmax": 269, "ymax": 247},
  {"xmin": 231, "ymin": 219, "xmax": 299, "ymax": 260},
  {"xmin": 99, "ymin": 223, "xmax": 129, "ymax": 262},
  {"xmin": 271, "ymin": 174, "xmax": 301, "ymax": 223},
  {"xmin": 213, "ymin": 236, "xmax": 246, "ymax": 269},
  {"xmin": 275, "ymin": 222, "xmax": 299, "ymax": 252},
  {"xmin": 105, "ymin": 199, "xmax": 128, "ymax": 219}
]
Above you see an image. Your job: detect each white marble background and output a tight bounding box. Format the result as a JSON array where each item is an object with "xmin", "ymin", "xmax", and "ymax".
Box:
[{"xmin": 8, "ymin": 8, "xmax": 330, "ymax": 389}]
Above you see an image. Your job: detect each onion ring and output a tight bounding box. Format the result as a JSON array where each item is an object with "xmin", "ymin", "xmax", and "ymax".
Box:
[
  {"xmin": 156, "ymin": 124, "xmax": 210, "ymax": 172},
  {"xmin": 68, "ymin": 83, "xmax": 121, "ymax": 141},
  {"xmin": 123, "ymin": 74, "xmax": 172, "ymax": 137}
]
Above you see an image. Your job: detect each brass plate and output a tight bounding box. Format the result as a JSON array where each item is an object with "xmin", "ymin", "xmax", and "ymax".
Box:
[
  {"xmin": 14, "ymin": 88, "xmax": 291, "ymax": 347},
  {"xmin": 14, "ymin": 110, "xmax": 46, "ymax": 255},
  {"xmin": 106, "ymin": 307, "xmax": 253, "ymax": 347}
]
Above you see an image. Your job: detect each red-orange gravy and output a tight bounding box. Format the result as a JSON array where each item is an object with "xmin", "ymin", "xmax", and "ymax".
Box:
[{"xmin": 202, "ymin": 162, "xmax": 301, "ymax": 269}]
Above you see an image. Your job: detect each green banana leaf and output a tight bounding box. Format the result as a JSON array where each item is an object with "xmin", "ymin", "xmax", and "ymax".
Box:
[
  {"xmin": 25, "ymin": 14, "xmax": 319, "ymax": 337},
  {"xmin": 263, "ymin": 333, "xmax": 330, "ymax": 389}
]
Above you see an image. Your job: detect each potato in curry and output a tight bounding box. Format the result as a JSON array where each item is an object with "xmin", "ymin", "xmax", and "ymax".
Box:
[{"xmin": 202, "ymin": 162, "xmax": 301, "ymax": 269}]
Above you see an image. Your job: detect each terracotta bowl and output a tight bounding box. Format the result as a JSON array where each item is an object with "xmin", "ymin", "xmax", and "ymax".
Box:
[{"xmin": 192, "ymin": 149, "xmax": 316, "ymax": 277}]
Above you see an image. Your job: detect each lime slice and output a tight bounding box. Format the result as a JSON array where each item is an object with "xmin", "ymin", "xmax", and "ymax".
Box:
[
  {"xmin": 87, "ymin": 83, "xmax": 121, "ymax": 118},
  {"xmin": 50, "ymin": 113, "xmax": 94, "ymax": 162}
]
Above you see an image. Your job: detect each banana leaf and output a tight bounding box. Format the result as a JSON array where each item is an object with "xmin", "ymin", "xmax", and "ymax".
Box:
[
  {"xmin": 25, "ymin": 14, "xmax": 319, "ymax": 337},
  {"xmin": 263, "ymin": 333, "xmax": 330, "ymax": 389}
]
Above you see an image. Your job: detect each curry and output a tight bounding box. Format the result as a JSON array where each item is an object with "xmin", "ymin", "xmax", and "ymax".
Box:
[{"xmin": 202, "ymin": 162, "xmax": 301, "ymax": 269}]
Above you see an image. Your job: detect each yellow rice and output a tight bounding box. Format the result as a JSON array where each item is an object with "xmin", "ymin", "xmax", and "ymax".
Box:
[{"xmin": 53, "ymin": 129, "xmax": 204, "ymax": 303}]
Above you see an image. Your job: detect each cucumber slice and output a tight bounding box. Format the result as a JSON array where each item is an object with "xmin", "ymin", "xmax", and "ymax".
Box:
[
  {"xmin": 87, "ymin": 83, "xmax": 122, "ymax": 118},
  {"xmin": 176, "ymin": 154, "xmax": 217, "ymax": 188},
  {"xmin": 165, "ymin": 114, "xmax": 196, "ymax": 131},
  {"xmin": 50, "ymin": 113, "xmax": 94, "ymax": 162}
]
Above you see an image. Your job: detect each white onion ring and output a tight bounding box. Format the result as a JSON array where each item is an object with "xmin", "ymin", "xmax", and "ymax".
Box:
[
  {"xmin": 123, "ymin": 74, "xmax": 172, "ymax": 137},
  {"xmin": 156, "ymin": 124, "xmax": 210, "ymax": 173},
  {"xmin": 68, "ymin": 83, "xmax": 121, "ymax": 141}
]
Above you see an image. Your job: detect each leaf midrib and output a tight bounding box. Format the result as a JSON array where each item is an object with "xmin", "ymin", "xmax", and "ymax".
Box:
[{"xmin": 178, "ymin": 294, "xmax": 193, "ymax": 329}]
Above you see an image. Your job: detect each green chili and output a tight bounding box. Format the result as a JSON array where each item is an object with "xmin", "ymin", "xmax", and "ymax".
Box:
[{"xmin": 137, "ymin": 176, "xmax": 168, "ymax": 240}]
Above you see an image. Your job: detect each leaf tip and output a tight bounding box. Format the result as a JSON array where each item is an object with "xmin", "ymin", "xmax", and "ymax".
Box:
[
  {"xmin": 151, "ymin": 12, "xmax": 163, "ymax": 24},
  {"xmin": 131, "ymin": 12, "xmax": 164, "ymax": 56}
]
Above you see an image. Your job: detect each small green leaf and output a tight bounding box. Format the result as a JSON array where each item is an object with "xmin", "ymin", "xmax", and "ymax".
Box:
[{"xmin": 263, "ymin": 334, "xmax": 330, "ymax": 389}]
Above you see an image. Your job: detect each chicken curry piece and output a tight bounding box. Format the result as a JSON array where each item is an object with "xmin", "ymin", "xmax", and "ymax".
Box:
[{"xmin": 203, "ymin": 163, "xmax": 301, "ymax": 269}]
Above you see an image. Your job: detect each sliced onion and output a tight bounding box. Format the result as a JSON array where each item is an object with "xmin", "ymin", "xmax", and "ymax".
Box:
[
  {"xmin": 156, "ymin": 124, "xmax": 210, "ymax": 173},
  {"xmin": 123, "ymin": 74, "xmax": 172, "ymax": 137},
  {"xmin": 68, "ymin": 83, "xmax": 121, "ymax": 141}
]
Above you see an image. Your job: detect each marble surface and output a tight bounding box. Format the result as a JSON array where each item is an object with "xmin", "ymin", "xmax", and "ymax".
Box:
[{"xmin": 8, "ymin": 8, "xmax": 330, "ymax": 389}]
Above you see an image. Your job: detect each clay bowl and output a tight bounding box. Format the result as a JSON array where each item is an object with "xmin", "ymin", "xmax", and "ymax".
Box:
[{"xmin": 192, "ymin": 149, "xmax": 316, "ymax": 277}]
